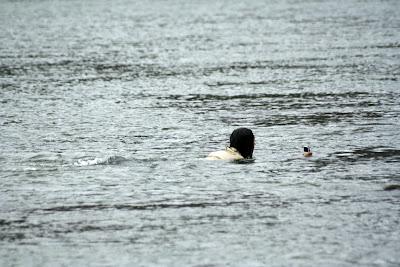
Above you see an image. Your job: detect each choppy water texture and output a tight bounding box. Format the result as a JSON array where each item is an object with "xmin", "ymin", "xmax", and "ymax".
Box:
[{"xmin": 1, "ymin": 0, "xmax": 400, "ymax": 266}]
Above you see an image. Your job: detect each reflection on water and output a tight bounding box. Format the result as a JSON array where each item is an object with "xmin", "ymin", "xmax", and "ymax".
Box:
[{"xmin": 1, "ymin": 0, "xmax": 399, "ymax": 266}]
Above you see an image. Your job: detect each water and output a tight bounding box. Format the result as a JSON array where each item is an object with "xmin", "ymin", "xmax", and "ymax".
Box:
[{"xmin": 1, "ymin": 0, "xmax": 399, "ymax": 266}]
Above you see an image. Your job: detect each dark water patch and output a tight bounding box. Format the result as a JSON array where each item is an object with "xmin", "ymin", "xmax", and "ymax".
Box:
[
  {"xmin": 295, "ymin": 56, "xmax": 330, "ymax": 62},
  {"xmin": 94, "ymin": 63, "xmax": 140, "ymax": 72},
  {"xmin": 92, "ymin": 63, "xmax": 197, "ymax": 79},
  {"xmin": 193, "ymin": 264, "xmax": 219, "ymax": 267},
  {"xmin": 176, "ymin": 213, "xmax": 279, "ymax": 227},
  {"xmin": 366, "ymin": 43, "xmax": 400, "ymax": 49},
  {"xmin": 293, "ymin": 195, "xmax": 353, "ymax": 206},
  {"xmin": 0, "ymin": 220, "xmax": 131, "ymax": 239},
  {"xmin": 254, "ymin": 111, "xmax": 383, "ymax": 127},
  {"xmin": 7, "ymin": 57, "xmax": 395, "ymax": 83},
  {"xmin": 383, "ymin": 184, "xmax": 400, "ymax": 191},
  {"xmin": 268, "ymin": 63, "xmax": 332, "ymax": 70},
  {"xmin": 180, "ymin": 214, "xmax": 246, "ymax": 222},
  {"xmin": 281, "ymin": 181, "xmax": 321, "ymax": 188},
  {"xmin": 73, "ymin": 224, "xmax": 132, "ymax": 233},
  {"xmin": 120, "ymin": 92, "xmax": 156, "ymax": 99},
  {"xmin": 1, "ymin": 119, "xmax": 23, "ymax": 126},
  {"xmin": 334, "ymin": 147, "xmax": 400, "ymax": 162},
  {"xmin": 373, "ymin": 77, "xmax": 398, "ymax": 81},
  {"xmin": 204, "ymin": 78, "xmax": 325, "ymax": 87},
  {"xmin": 103, "ymin": 201, "xmax": 242, "ymax": 211},
  {"xmin": 0, "ymin": 66, "xmax": 15, "ymax": 76},
  {"xmin": 138, "ymin": 224, "xmax": 170, "ymax": 232},
  {"xmin": 0, "ymin": 60, "xmax": 75, "ymax": 75},
  {"xmin": 0, "ymin": 232, "xmax": 25, "ymax": 241},
  {"xmin": 0, "ymin": 218, "xmax": 27, "ymax": 226},
  {"xmin": 33, "ymin": 199, "xmax": 286, "ymax": 213},
  {"xmin": 322, "ymin": 43, "xmax": 400, "ymax": 51},
  {"xmin": 69, "ymin": 76, "xmax": 115, "ymax": 83},
  {"xmin": 160, "ymin": 91, "xmax": 370, "ymax": 102},
  {"xmin": 340, "ymin": 175, "xmax": 395, "ymax": 182},
  {"xmin": 39, "ymin": 204, "xmax": 109, "ymax": 212},
  {"xmin": 0, "ymin": 218, "xmax": 29, "ymax": 241},
  {"xmin": 201, "ymin": 61, "xmax": 350, "ymax": 74},
  {"xmin": 232, "ymin": 158, "xmax": 255, "ymax": 164},
  {"xmin": 0, "ymin": 83, "xmax": 16, "ymax": 90},
  {"xmin": 289, "ymin": 15, "xmax": 380, "ymax": 25}
]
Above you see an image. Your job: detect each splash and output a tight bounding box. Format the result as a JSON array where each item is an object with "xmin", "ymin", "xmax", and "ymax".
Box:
[{"xmin": 73, "ymin": 156, "xmax": 127, "ymax": 166}]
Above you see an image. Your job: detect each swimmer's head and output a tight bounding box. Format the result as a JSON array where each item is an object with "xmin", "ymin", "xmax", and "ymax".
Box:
[{"xmin": 230, "ymin": 128, "xmax": 255, "ymax": 159}]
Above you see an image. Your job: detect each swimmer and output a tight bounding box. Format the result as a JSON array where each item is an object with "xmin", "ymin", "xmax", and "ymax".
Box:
[{"xmin": 206, "ymin": 128, "xmax": 254, "ymax": 160}]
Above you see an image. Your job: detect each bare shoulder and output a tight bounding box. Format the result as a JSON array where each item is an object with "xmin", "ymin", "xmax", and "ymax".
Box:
[
  {"xmin": 206, "ymin": 149, "xmax": 243, "ymax": 160},
  {"xmin": 206, "ymin": 150, "xmax": 226, "ymax": 160}
]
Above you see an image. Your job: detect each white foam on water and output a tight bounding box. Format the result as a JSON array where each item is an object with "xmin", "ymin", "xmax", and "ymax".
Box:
[{"xmin": 73, "ymin": 156, "xmax": 127, "ymax": 166}]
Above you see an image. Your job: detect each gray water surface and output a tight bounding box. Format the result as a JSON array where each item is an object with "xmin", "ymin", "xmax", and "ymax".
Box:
[{"xmin": 1, "ymin": 0, "xmax": 400, "ymax": 266}]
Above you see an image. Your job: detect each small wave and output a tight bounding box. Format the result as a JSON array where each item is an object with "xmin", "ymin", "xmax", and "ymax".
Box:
[
  {"xmin": 73, "ymin": 156, "xmax": 127, "ymax": 166},
  {"xmin": 25, "ymin": 153, "xmax": 63, "ymax": 163}
]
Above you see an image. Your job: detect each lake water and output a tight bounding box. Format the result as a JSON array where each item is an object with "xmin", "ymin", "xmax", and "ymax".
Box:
[{"xmin": 1, "ymin": 0, "xmax": 399, "ymax": 266}]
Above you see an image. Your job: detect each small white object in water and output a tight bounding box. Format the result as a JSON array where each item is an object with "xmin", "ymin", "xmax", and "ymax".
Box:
[{"xmin": 303, "ymin": 146, "xmax": 313, "ymax": 157}]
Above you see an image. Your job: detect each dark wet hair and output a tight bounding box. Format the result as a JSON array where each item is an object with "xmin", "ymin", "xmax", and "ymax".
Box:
[{"xmin": 230, "ymin": 128, "xmax": 255, "ymax": 159}]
